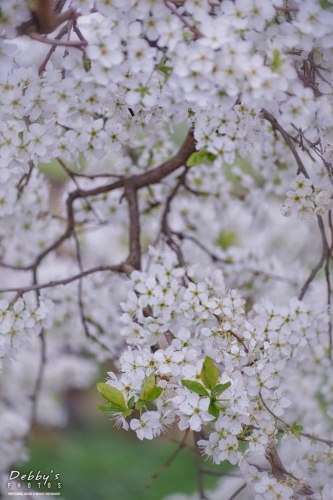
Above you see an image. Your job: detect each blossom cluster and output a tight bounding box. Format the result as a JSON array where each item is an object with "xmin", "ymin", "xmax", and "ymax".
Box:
[
  {"xmin": 0, "ymin": 295, "xmax": 52, "ymax": 371},
  {"xmin": 281, "ymin": 173, "xmax": 332, "ymax": 219},
  {"xmin": 97, "ymin": 248, "xmax": 332, "ymax": 498},
  {"xmin": 0, "ymin": 0, "xmax": 333, "ymax": 499}
]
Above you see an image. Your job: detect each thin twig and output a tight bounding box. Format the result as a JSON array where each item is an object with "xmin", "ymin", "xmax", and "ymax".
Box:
[
  {"xmin": 146, "ymin": 430, "xmax": 189, "ymax": 488},
  {"xmin": 29, "ymin": 32, "xmax": 86, "ymax": 48},
  {"xmin": 201, "ymin": 469, "xmax": 241, "ymax": 477},
  {"xmin": 261, "ymin": 109, "xmax": 309, "ymax": 178},
  {"xmin": 72, "ymin": 230, "xmax": 113, "ymax": 355},
  {"xmin": 0, "ymin": 264, "xmax": 133, "ymax": 295},
  {"xmin": 38, "ymin": 24, "xmax": 68, "ymax": 75},
  {"xmin": 194, "ymin": 432, "xmax": 209, "ymax": 500},
  {"xmin": 260, "ymin": 392, "xmax": 333, "ymax": 446},
  {"xmin": 124, "ymin": 184, "xmax": 141, "ymax": 270},
  {"xmin": 226, "ymin": 483, "xmax": 247, "ymax": 500},
  {"xmin": 160, "ymin": 170, "xmax": 187, "ymax": 267},
  {"xmin": 164, "ymin": 1, "xmax": 203, "ymax": 38},
  {"xmin": 29, "ymin": 268, "xmax": 46, "ymax": 429},
  {"xmin": 298, "ymin": 249, "xmax": 327, "ymax": 300}
]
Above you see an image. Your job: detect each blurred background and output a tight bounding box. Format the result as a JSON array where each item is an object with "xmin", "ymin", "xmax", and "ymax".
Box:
[{"xmin": 16, "ymin": 375, "xmax": 227, "ymax": 500}]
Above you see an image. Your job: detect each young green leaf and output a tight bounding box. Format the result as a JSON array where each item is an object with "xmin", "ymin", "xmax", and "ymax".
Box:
[
  {"xmin": 135, "ymin": 400, "xmax": 146, "ymax": 410},
  {"xmin": 156, "ymin": 57, "xmax": 172, "ymax": 78},
  {"xmin": 144, "ymin": 386, "xmax": 163, "ymax": 402},
  {"xmin": 96, "ymin": 382, "xmax": 127, "ymax": 410},
  {"xmin": 127, "ymin": 396, "xmax": 135, "ymax": 408},
  {"xmin": 83, "ymin": 53, "xmax": 91, "ymax": 72},
  {"xmin": 98, "ymin": 404, "xmax": 127, "ymax": 413},
  {"xmin": 141, "ymin": 373, "xmax": 156, "ymax": 400},
  {"xmin": 201, "ymin": 357, "xmax": 220, "ymax": 390},
  {"xmin": 213, "ymin": 401, "xmax": 227, "ymax": 412},
  {"xmin": 212, "ymin": 382, "xmax": 231, "ymax": 397},
  {"xmin": 208, "ymin": 401, "xmax": 220, "ymax": 420},
  {"xmin": 271, "ymin": 49, "xmax": 284, "ymax": 71},
  {"xmin": 206, "ymin": 152, "xmax": 217, "ymax": 162},
  {"xmin": 122, "ymin": 409, "xmax": 133, "ymax": 418},
  {"xmin": 181, "ymin": 380, "xmax": 209, "ymax": 396},
  {"xmin": 290, "ymin": 421, "xmax": 303, "ymax": 441},
  {"xmin": 185, "ymin": 149, "xmax": 208, "ymax": 167},
  {"xmin": 320, "ymin": 0, "xmax": 333, "ymax": 9}
]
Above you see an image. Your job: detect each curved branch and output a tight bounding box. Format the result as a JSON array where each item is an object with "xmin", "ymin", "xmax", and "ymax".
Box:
[
  {"xmin": 261, "ymin": 109, "xmax": 309, "ymax": 178},
  {"xmin": 0, "ymin": 264, "xmax": 133, "ymax": 296}
]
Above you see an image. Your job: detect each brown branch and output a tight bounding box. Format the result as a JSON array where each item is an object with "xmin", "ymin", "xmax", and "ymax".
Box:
[
  {"xmin": 259, "ymin": 392, "xmax": 333, "ymax": 447},
  {"xmin": 298, "ymin": 216, "xmax": 330, "ymax": 300},
  {"xmin": 166, "ymin": 0, "xmax": 221, "ymax": 6},
  {"xmin": 325, "ymin": 255, "xmax": 332, "ymax": 360},
  {"xmin": 227, "ymin": 330, "xmax": 249, "ymax": 354},
  {"xmin": 19, "ymin": 0, "xmax": 78, "ymax": 35},
  {"xmin": 134, "ymin": 129, "xmax": 196, "ymax": 189},
  {"xmin": 56, "ymin": 158, "xmax": 124, "ymax": 180},
  {"xmin": 58, "ymin": 158, "xmax": 103, "ymax": 223},
  {"xmin": 193, "ymin": 432, "xmax": 209, "ymax": 500},
  {"xmin": 17, "ymin": 161, "xmax": 34, "ymax": 197},
  {"xmin": 72, "ymin": 230, "xmax": 113, "ymax": 355},
  {"xmin": 0, "ymin": 264, "xmax": 133, "ymax": 295},
  {"xmin": 298, "ymin": 249, "xmax": 327, "ymax": 300},
  {"xmin": 265, "ymin": 441, "xmax": 288, "ymax": 481},
  {"xmin": 0, "ymin": 131, "xmax": 195, "ymax": 277},
  {"xmin": 72, "ymin": 20, "xmax": 88, "ymax": 45},
  {"xmin": 291, "ymin": 125, "xmax": 333, "ymax": 188},
  {"xmin": 38, "ymin": 24, "xmax": 68, "ymax": 75},
  {"xmin": 226, "ymin": 483, "xmax": 247, "ymax": 500},
  {"xmin": 164, "ymin": 1, "xmax": 203, "ymax": 38},
  {"xmin": 175, "ymin": 231, "xmax": 297, "ymax": 287},
  {"xmin": 124, "ymin": 184, "xmax": 141, "ymax": 270},
  {"xmin": 28, "ymin": 268, "xmax": 46, "ymax": 430},
  {"xmin": 29, "ymin": 32, "xmax": 86, "ymax": 48},
  {"xmin": 261, "ymin": 109, "xmax": 309, "ymax": 178},
  {"xmin": 297, "ymin": 431, "xmax": 333, "ymax": 446},
  {"xmin": 165, "ymin": 435, "xmax": 198, "ymax": 453},
  {"xmin": 58, "ymin": 129, "xmax": 195, "ymax": 199},
  {"xmin": 274, "ymin": 6, "xmax": 298, "ymax": 12},
  {"xmin": 160, "ymin": 170, "xmax": 187, "ymax": 266},
  {"xmin": 201, "ymin": 469, "xmax": 241, "ymax": 477}
]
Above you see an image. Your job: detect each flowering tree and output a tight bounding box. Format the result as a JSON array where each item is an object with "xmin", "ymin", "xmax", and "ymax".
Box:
[{"xmin": 1, "ymin": 0, "xmax": 333, "ymax": 498}]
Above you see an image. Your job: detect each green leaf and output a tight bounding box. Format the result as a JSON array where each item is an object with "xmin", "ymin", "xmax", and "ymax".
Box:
[
  {"xmin": 83, "ymin": 53, "xmax": 91, "ymax": 72},
  {"xmin": 141, "ymin": 373, "xmax": 156, "ymax": 400},
  {"xmin": 290, "ymin": 421, "xmax": 303, "ymax": 441},
  {"xmin": 212, "ymin": 382, "xmax": 231, "ymax": 397},
  {"xmin": 156, "ymin": 57, "xmax": 172, "ymax": 78},
  {"xmin": 188, "ymin": 108, "xmax": 196, "ymax": 119},
  {"xmin": 217, "ymin": 231, "xmax": 237, "ymax": 250},
  {"xmin": 144, "ymin": 386, "xmax": 163, "ymax": 402},
  {"xmin": 201, "ymin": 357, "xmax": 220, "ymax": 391},
  {"xmin": 186, "ymin": 149, "xmax": 216, "ymax": 167},
  {"xmin": 321, "ymin": 0, "xmax": 333, "ymax": 9},
  {"xmin": 98, "ymin": 404, "xmax": 127, "ymax": 413},
  {"xmin": 97, "ymin": 383, "xmax": 127, "ymax": 410},
  {"xmin": 181, "ymin": 380, "xmax": 209, "ymax": 397},
  {"xmin": 206, "ymin": 152, "xmax": 217, "ymax": 162},
  {"xmin": 135, "ymin": 400, "xmax": 146, "ymax": 410},
  {"xmin": 271, "ymin": 49, "xmax": 284, "ymax": 71},
  {"xmin": 186, "ymin": 150, "xmax": 207, "ymax": 167},
  {"xmin": 127, "ymin": 396, "xmax": 135, "ymax": 408},
  {"xmin": 213, "ymin": 401, "xmax": 227, "ymax": 412},
  {"xmin": 208, "ymin": 401, "xmax": 220, "ymax": 420},
  {"xmin": 135, "ymin": 82, "xmax": 150, "ymax": 98}
]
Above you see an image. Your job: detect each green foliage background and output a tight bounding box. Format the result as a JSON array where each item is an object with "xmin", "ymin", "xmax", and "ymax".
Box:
[{"xmin": 18, "ymin": 423, "xmax": 227, "ymax": 500}]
